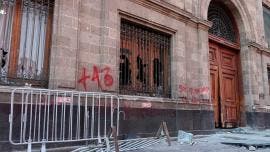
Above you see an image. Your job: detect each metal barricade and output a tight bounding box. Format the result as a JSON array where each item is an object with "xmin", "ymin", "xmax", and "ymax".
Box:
[{"xmin": 9, "ymin": 88, "xmax": 120, "ymax": 152}]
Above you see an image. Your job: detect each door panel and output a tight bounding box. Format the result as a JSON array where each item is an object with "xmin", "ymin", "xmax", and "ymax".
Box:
[
  {"xmin": 209, "ymin": 43, "xmax": 220, "ymax": 127},
  {"xmin": 220, "ymin": 48, "xmax": 236, "ymax": 70},
  {"xmin": 209, "ymin": 42, "xmax": 239, "ymax": 128},
  {"xmin": 220, "ymin": 53, "xmax": 239, "ymax": 127},
  {"xmin": 209, "ymin": 44, "xmax": 219, "ymax": 65},
  {"xmin": 211, "ymin": 66, "xmax": 219, "ymax": 127}
]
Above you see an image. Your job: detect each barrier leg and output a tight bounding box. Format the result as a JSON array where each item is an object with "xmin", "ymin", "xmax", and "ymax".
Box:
[
  {"xmin": 41, "ymin": 139, "xmax": 46, "ymax": 152},
  {"xmin": 27, "ymin": 139, "xmax": 32, "ymax": 152},
  {"xmin": 105, "ymin": 137, "xmax": 110, "ymax": 152},
  {"xmin": 112, "ymin": 127, "xmax": 119, "ymax": 152}
]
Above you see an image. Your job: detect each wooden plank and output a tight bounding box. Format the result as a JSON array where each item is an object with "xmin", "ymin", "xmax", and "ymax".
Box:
[{"xmin": 162, "ymin": 121, "xmax": 171, "ymax": 146}]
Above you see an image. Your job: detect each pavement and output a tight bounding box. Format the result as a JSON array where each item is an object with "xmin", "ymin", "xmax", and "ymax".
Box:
[{"xmin": 131, "ymin": 127, "xmax": 270, "ymax": 152}]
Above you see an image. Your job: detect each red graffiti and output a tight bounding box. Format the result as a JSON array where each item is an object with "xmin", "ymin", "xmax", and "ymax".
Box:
[
  {"xmin": 78, "ymin": 65, "xmax": 114, "ymax": 91},
  {"xmin": 91, "ymin": 65, "xmax": 101, "ymax": 87},
  {"xmin": 179, "ymin": 84, "xmax": 209, "ymax": 95},
  {"xmin": 179, "ymin": 84, "xmax": 210, "ymax": 103},
  {"xmin": 78, "ymin": 67, "xmax": 91, "ymax": 90},
  {"xmin": 101, "ymin": 67, "xmax": 113, "ymax": 86}
]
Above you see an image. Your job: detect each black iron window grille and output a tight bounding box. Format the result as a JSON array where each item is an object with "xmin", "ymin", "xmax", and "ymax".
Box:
[
  {"xmin": 208, "ymin": 3, "xmax": 237, "ymax": 43},
  {"xmin": 120, "ymin": 21, "xmax": 171, "ymax": 97},
  {"xmin": 0, "ymin": 0, "xmax": 54, "ymax": 86}
]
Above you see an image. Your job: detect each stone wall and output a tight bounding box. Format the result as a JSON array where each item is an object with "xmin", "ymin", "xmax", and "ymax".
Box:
[
  {"xmin": 12, "ymin": 0, "xmax": 266, "ymax": 126},
  {"xmin": 45, "ymin": 0, "xmax": 270, "ymax": 112},
  {"xmin": 48, "ymin": 0, "xmax": 212, "ymax": 103},
  {"xmin": 2, "ymin": 1, "xmax": 270, "ymax": 149}
]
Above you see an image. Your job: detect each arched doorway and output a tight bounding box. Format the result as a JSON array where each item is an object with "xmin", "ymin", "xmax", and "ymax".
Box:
[{"xmin": 208, "ymin": 1, "xmax": 241, "ymax": 128}]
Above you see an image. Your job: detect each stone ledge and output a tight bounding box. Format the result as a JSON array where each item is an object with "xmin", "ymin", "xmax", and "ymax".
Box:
[{"xmin": 128, "ymin": 0, "xmax": 212, "ymax": 30}]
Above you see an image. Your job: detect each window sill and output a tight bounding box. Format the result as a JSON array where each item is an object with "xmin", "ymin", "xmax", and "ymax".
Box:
[{"xmin": 118, "ymin": 94, "xmax": 176, "ymax": 103}]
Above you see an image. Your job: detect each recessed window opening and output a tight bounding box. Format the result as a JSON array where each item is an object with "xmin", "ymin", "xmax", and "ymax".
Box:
[
  {"xmin": 0, "ymin": 0, "xmax": 54, "ymax": 86},
  {"xmin": 120, "ymin": 20, "xmax": 171, "ymax": 97}
]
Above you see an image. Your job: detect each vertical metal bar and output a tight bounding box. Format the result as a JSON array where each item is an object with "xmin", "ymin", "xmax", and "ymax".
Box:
[
  {"xmin": 98, "ymin": 94, "xmax": 101, "ymax": 143},
  {"xmin": 161, "ymin": 36, "xmax": 164, "ymax": 95},
  {"xmin": 120, "ymin": 23, "xmax": 123, "ymax": 90},
  {"xmin": 23, "ymin": 92, "xmax": 29, "ymax": 143},
  {"xmin": 147, "ymin": 31, "xmax": 150, "ymax": 93},
  {"xmin": 21, "ymin": 0, "xmax": 30, "ymax": 77},
  {"xmin": 79, "ymin": 93, "xmax": 81, "ymax": 139},
  {"xmin": 2, "ymin": 0, "xmax": 14, "ymax": 59},
  {"xmin": 1, "ymin": 1, "xmax": 8, "ymax": 48},
  {"xmin": 6, "ymin": 1, "xmax": 15, "ymax": 53},
  {"xmin": 140, "ymin": 28, "xmax": 143, "ymax": 92},
  {"xmin": 142, "ymin": 28, "xmax": 145, "ymax": 93},
  {"xmin": 60, "ymin": 92, "xmax": 64, "ymax": 139},
  {"xmin": 39, "ymin": 0, "xmax": 49, "ymax": 79},
  {"xmin": 160, "ymin": 35, "xmax": 162, "ymax": 92},
  {"xmin": 86, "ymin": 95, "xmax": 90, "ymax": 139},
  {"xmin": 55, "ymin": 92, "xmax": 58, "ymax": 140},
  {"xmin": 28, "ymin": 90, "xmax": 33, "ymax": 140},
  {"xmin": 141, "ymin": 29, "xmax": 144, "ymax": 93},
  {"xmin": 117, "ymin": 97, "xmax": 120, "ymax": 135},
  {"xmin": 33, "ymin": 92, "xmax": 38, "ymax": 141},
  {"xmin": 110, "ymin": 96, "xmax": 113, "ymax": 128},
  {"xmin": 76, "ymin": 93, "xmax": 81, "ymax": 139},
  {"xmin": 9, "ymin": 89, "xmax": 15, "ymax": 144},
  {"xmin": 69, "ymin": 92, "xmax": 73, "ymax": 140},
  {"xmin": 20, "ymin": 90, "xmax": 25, "ymax": 143},
  {"xmin": 38, "ymin": 91, "xmax": 42, "ymax": 142},
  {"xmin": 153, "ymin": 33, "xmax": 157, "ymax": 93},
  {"xmin": 91, "ymin": 94, "xmax": 95, "ymax": 138},
  {"xmin": 63, "ymin": 92, "xmax": 66, "ymax": 140},
  {"xmin": 124, "ymin": 23, "xmax": 129, "ymax": 92},
  {"xmin": 46, "ymin": 90, "xmax": 50, "ymax": 140},
  {"xmin": 59, "ymin": 92, "xmax": 64, "ymax": 139},
  {"xmin": 165, "ymin": 37, "xmax": 169, "ymax": 96},
  {"xmin": 51, "ymin": 91, "xmax": 56, "ymax": 141},
  {"xmin": 42, "ymin": 91, "xmax": 47, "ymax": 140},
  {"xmin": 160, "ymin": 35, "xmax": 163, "ymax": 91},
  {"xmin": 29, "ymin": 0, "xmax": 37, "ymax": 74},
  {"xmin": 35, "ymin": 0, "xmax": 43, "ymax": 77},
  {"xmin": 104, "ymin": 96, "xmax": 107, "ymax": 137},
  {"xmin": 84, "ymin": 94, "xmax": 88, "ymax": 139},
  {"xmin": 144, "ymin": 30, "xmax": 148, "ymax": 94},
  {"xmin": 137, "ymin": 26, "xmax": 141, "ymax": 92},
  {"xmin": 131, "ymin": 24, "xmax": 136, "ymax": 91},
  {"xmin": 153, "ymin": 34, "xmax": 157, "ymax": 91},
  {"xmin": 162, "ymin": 36, "xmax": 166, "ymax": 95}
]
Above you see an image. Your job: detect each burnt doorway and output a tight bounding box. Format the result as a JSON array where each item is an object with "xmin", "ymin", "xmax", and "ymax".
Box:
[{"xmin": 208, "ymin": 2, "xmax": 241, "ymax": 128}]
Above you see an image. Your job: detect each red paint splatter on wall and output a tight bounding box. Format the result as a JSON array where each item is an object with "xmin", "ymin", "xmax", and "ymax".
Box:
[
  {"xmin": 101, "ymin": 66, "xmax": 114, "ymax": 87},
  {"xmin": 179, "ymin": 84, "xmax": 210, "ymax": 103},
  {"xmin": 179, "ymin": 84, "xmax": 209, "ymax": 95},
  {"xmin": 78, "ymin": 65, "xmax": 114, "ymax": 91},
  {"xmin": 78, "ymin": 67, "xmax": 91, "ymax": 90}
]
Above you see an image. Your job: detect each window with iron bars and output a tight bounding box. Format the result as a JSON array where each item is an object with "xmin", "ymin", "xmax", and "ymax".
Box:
[
  {"xmin": 120, "ymin": 20, "xmax": 171, "ymax": 97},
  {"xmin": 208, "ymin": 2, "xmax": 237, "ymax": 43},
  {"xmin": 0, "ymin": 0, "xmax": 53, "ymax": 87}
]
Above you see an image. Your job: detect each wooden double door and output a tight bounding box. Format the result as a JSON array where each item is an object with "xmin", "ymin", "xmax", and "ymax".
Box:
[{"xmin": 209, "ymin": 42, "xmax": 240, "ymax": 128}]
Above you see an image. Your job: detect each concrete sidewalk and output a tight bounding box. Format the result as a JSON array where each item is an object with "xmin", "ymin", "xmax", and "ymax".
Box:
[{"xmin": 131, "ymin": 128, "xmax": 270, "ymax": 152}]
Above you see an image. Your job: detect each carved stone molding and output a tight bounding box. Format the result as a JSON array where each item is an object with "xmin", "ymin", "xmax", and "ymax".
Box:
[{"xmin": 129, "ymin": 0, "xmax": 212, "ymax": 31}]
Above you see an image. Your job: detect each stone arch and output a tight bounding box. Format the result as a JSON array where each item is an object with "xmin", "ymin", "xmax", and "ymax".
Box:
[
  {"xmin": 201, "ymin": 0, "xmax": 255, "ymax": 44},
  {"xmin": 204, "ymin": 0, "xmax": 257, "ymax": 127}
]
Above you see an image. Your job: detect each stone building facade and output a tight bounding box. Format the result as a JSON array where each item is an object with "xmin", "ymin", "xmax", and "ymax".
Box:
[{"xmin": 1, "ymin": 0, "xmax": 270, "ymax": 148}]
